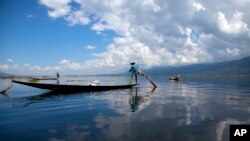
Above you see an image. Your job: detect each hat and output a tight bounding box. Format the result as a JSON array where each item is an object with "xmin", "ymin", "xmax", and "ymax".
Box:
[{"xmin": 130, "ymin": 62, "xmax": 135, "ymax": 65}]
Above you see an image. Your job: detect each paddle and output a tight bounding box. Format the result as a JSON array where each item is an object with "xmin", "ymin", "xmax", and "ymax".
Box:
[
  {"xmin": 139, "ymin": 71, "xmax": 157, "ymax": 88},
  {"xmin": 143, "ymin": 75, "xmax": 157, "ymax": 88}
]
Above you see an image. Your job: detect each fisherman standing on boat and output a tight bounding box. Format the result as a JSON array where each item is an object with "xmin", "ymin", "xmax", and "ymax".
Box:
[
  {"xmin": 129, "ymin": 62, "xmax": 139, "ymax": 84},
  {"xmin": 56, "ymin": 72, "xmax": 60, "ymax": 84},
  {"xmin": 129, "ymin": 62, "xmax": 157, "ymax": 88}
]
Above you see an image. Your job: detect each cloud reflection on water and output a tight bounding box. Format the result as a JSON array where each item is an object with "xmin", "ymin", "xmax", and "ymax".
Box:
[
  {"xmin": 46, "ymin": 80, "xmax": 250, "ymax": 141},
  {"xmin": 1, "ymin": 77, "xmax": 249, "ymax": 141}
]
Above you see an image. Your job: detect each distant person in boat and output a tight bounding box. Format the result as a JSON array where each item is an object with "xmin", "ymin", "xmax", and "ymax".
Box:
[
  {"xmin": 177, "ymin": 74, "xmax": 180, "ymax": 79},
  {"xmin": 168, "ymin": 74, "xmax": 180, "ymax": 81},
  {"xmin": 56, "ymin": 72, "xmax": 60, "ymax": 84},
  {"xmin": 129, "ymin": 62, "xmax": 157, "ymax": 88}
]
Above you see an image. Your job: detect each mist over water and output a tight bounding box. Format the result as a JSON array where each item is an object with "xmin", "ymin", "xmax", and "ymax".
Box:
[{"xmin": 0, "ymin": 75, "xmax": 250, "ymax": 141}]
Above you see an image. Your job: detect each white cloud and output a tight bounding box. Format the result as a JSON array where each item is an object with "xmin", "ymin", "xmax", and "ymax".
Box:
[
  {"xmin": 0, "ymin": 59, "xmax": 14, "ymax": 72},
  {"xmin": 233, "ymin": 0, "xmax": 250, "ymax": 6},
  {"xmin": 226, "ymin": 48, "xmax": 240, "ymax": 56},
  {"xmin": 85, "ymin": 37, "xmax": 161, "ymax": 69},
  {"xmin": 65, "ymin": 11, "xmax": 90, "ymax": 25},
  {"xmin": 1, "ymin": 59, "xmax": 79, "ymax": 75},
  {"xmin": 38, "ymin": 0, "xmax": 249, "ymax": 69},
  {"xmin": 141, "ymin": 0, "xmax": 161, "ymax": 12},
  {"xmin": 60, "ymin": 59, "xmax": 82, "ymax": 70},
  {"xmin": 30, "ymin": 65, "xmax": 42, "ymax": 71},
  {"xmin": 60, "ymin": 59, "xmax": 70, "ymax": 65},
  {"xmin": 85, "ymin": 45, "xmax": 96, "ymax": 50},
  {"xmin": 23, "ymin": 64, "xmax": 62, "ymax": 75},
  {"xmin": 8, "ymin": 59, "xmax": 13, "ymax": 63},
  {"xmin": 217, "ymin": 11, "xmax": 249, "ymax": 35},
  {"xmin": 219, "ymin": 48, "xmax": 240, "ymax": 57},
  {"xmin": 0, "ymin": 64, "xmax": 10, "ymax": 71},
  {"xmin": 39, "ymin": 0, "xmax": 72, "ymax": 18},
  {"xmin": 193, "ymin": 2, "xmax": 206, "ymax": 12},
  {"xmin": 26, "ymin": 0, "xmax": 250, "ymax": 74},
  {"xmin": 0, "ymin": 62, "xmax": 19, "ymax": 72},
  {"xmin": 91, "ymin": 22, "xmax": 108, "ymax": 32}
]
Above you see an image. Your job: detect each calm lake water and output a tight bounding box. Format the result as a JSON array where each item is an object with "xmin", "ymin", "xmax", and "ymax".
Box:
[{"xmin": 0, "ymin": 75, "xmax": 250, "ymax": 141}]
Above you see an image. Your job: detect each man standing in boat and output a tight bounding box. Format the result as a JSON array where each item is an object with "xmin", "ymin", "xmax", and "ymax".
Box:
[
  {"xmin": 129, "ymin": 62, "xmax": 157, "ymax": 88},
  {"xmin": 56, "ymin": 72, "xmax": 60, "ymax": 84}
]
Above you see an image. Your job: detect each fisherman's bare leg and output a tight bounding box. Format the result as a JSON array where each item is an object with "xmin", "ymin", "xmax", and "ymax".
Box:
[{"xmin": 135, "ymin": 73, "xmax": 138, "ymax": 84}]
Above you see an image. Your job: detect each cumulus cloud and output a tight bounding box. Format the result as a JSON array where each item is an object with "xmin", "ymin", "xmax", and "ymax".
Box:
[
  {"xmin": 0, "ymin": 59, "xmax": 84, "ymax": 75},
  {"xmin": 39, "ymin": 0, "xmax": 72, "ymax": 18},
  {"xmin": 0, "ymin": 64, "xmax": 10, "ymax": 71},
  {"xmin": 141, "ymin": 0, "xmax": 161, "ymax": 12},
  {"xmin": 65, "ymin": 10, "xmax": 90, "ymax": 25},
  {"xmin": 35, "ymin": 0, "xmax": 250, "ymax": 74},
  {"xmin": 193, "ymin": 2, "xmax": 205, "ymax": 12},
  {"xmin": 217, "ymin": 11, "xmax": 249, "ymax": 35},
  {"xmin": 85, "ymin": 37, "xmax": 161, "ymax": 70},
  {"xmin": 59, "ymin": 59, "xmax": 83, "ymax": 70},
  {"xmin": 91, "ymin": 22, "xmax": 109, "ymax": 34},
  {"xmin": 0, "ymin": 61, "xmax": 19, "ymax": 72},
  {"xmin": 18, "ymin": 64, "xmax": 61, "ymax": 75}
]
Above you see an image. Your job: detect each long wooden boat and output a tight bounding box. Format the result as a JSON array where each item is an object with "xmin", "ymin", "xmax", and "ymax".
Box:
[
  {"xmin": 29, "ymin": 77, "xmax": 57, "ymax": 80},
  {"xmin": 12, "ymin": 80, "xmax": 137, "ymax": 92}
]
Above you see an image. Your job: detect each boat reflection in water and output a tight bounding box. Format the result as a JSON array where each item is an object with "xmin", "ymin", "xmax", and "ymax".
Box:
[
  {"xmin": 0, "ymin": 91, "xmax": 71, "ymax": 107},
  {"xmin": 1, "ymin": 75, "xmax": 250, "ymax": 141},
  {"xmin": 9, "ymin": 90, "xmax": 108, "ymax": 107},
  {"xmin": 8, "ymin": 87, "xmax": 156, "ymax": 110}
]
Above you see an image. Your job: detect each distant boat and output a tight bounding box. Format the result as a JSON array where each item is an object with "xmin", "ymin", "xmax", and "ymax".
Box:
[
  {"xmin": 168, "ymin": 75, "xmax": 180, "ymax": 81},
  {"xmin": 12, "ymin": 80, "xmax": 137, "ymax": 92}
]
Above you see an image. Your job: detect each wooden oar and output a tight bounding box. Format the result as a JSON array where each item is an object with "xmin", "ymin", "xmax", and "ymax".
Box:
[
  {"xmin": 129, "ymin": 71, "xmax": 157, "ymax": 88},
  {"xmin": 139, "ymin": 72, "xmax": 157, "ymax": 88},
  {"xmin": 144, "ymin": 75, "xmax": 157, "ymax": 88}
]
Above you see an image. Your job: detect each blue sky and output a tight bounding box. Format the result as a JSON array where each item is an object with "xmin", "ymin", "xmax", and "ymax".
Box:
[
  {"xmin": 0, "ymin": 0, "xmax": 250, "ymax": 75},
  {"xmin": 0, "ymin": 0, "xmax": 114, "ymax": 67}
]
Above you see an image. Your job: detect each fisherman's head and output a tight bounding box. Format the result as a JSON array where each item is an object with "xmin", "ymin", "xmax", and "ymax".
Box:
[{"xmin": 130, "ymin": 62, "xmax": 135, "ymax": 65}]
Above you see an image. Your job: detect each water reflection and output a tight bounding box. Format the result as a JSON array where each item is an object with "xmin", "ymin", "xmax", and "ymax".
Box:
[
  {"xmin": 1, "ymin": 76, "xmax": 250, "ymax": 141},
  {"xmin": 129, "ymin": 87, "xmax": 156, "ymax": 112},
  {"xmin": 0, "ymin": 92, "xmax": 11, "ymax": 99},
  {"xmin": 6, "ymin": 90, "xmax": 105, "ymax": 107},
  {"xmin": 50, "ymin": 80, "xmax": 249, "ymax": 141},
  {"xmin": 16, "ymin": 87, "xmax": 156, "ymax": 112}
]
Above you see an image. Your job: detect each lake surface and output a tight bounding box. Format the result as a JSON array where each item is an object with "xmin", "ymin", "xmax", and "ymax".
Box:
[{"xmin": 0, "ymin": 75, "xmax": 250, "ymax": 141}]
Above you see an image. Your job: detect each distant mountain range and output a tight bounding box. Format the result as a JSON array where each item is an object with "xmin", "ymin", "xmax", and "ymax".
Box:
[
  {"xmin": 1, "ymin": 56, "xmax": 250, "ymax": 77},
  {"xmin": 0, "ymin": 72, "xmax": 12, "ymax": 77},
  {"xmin": 144, "ymin": 56, "xmax": 250, "ymax": 76}
]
